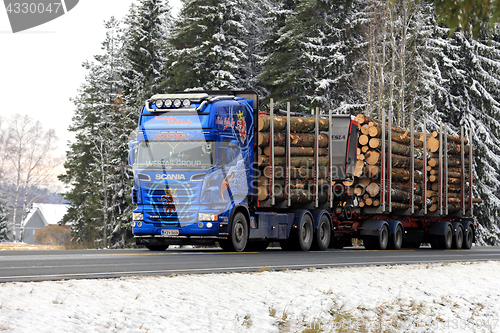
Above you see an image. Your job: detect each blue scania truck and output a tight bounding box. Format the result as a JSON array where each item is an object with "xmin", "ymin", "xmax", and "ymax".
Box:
[{"xmin": 129, "ymin": 90, "xmax": 476, "ymax": 252}]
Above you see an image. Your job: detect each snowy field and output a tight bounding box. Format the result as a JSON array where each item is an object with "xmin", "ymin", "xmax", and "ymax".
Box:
[{"xmin": 0, "ymin": 261, "xmax": 499, "ymax": 332}]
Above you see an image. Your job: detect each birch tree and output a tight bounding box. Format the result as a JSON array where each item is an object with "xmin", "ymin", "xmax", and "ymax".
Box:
[{"xmin": 4, "ymin": 115, "xmax": 60, "ymax": 241}]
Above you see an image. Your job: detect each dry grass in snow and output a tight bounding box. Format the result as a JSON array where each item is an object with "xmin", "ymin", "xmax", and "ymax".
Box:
[{"xmin": 0, "ymin": 261, "xmax": 499, "ymax": 332}]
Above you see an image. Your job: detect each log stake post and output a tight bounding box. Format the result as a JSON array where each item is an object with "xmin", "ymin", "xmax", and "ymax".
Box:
[
  {"xmin": 388, "ymin": 107, "xmax": 393, "ymax": 213},
  {"xmin": 423, "ymin": 119, "xmax": 427, "ymax": 215},
  {"xmin": 469, "ymin": 129, "xmax": 473, "ymax": 216},
  {"xmin": 329, "ymin": 109, "xmax": 333, "ymax": 208},
  {"xmin": 461, "ymin": 126, "xmax": 465, "ymax": 216},
  {"xmin": 270, "ymin": 99, "xmax": 275, "ymax": 206},
  {"xmin": 381, "ymin": 108, "xmax": 387, "ymax": 212},
  {"xmin": 444, "ymin": 124, "xmax": 449, "ymax": 215},
  {"xmin": 315, "ymin": 107, "xmax": 319, "ymax": 208},
  {"xmin": 286, "ymin": 102, "xmax": 291, "ymax": 207},
  {"xmin": 439, "ymin": 123, "xmax": 443, "ymax": 215},
  {"xmin": 410, "ymin": 114, "xmax": 415, "ymax": 214}
]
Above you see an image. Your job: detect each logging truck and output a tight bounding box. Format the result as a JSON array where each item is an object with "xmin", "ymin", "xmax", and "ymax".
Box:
[{"xmin": 128, "ymin": 90, "xmax": 478, "ymax": 251}]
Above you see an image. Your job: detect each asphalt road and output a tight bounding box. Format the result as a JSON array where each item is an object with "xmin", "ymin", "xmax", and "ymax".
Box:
[{"xmin": 0, "ymin": 246, "xmax": 499, "ymax": 283}]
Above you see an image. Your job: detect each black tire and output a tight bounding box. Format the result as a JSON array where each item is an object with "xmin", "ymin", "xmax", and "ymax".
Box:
[
  {"xmin": 364, "ymin": 223, "xmax": 389, "ymax": 250},
  {"xmin": 282, "ymin": 213, "xmax": 314, "ymax": 251},
  {"xmin": 221, "ymin": 212, "xmax": 249, "ymax": 252},
  {"xmin": 388, "ymin": 224, "xmax": 403, "ymax": 250},
  {"xmin": 452, "ymin": 225, "xmax": 464, "ymax": 249},
  {"xmin": 311, "ymin": 214, "xmax": 331, "ymax": 251},
  {"xmin": 145, "ymin": 245, "xmax": 169, "ymax": 251},
  {"xmin": 463, "ymin": 226, "xmax": 474, "ymax": 249},
  {"xmin": 297, "ymin": 214, "xmax": 314, "ymax": 251},
  {"xmin": 430, "ymin": 224, "xmax": 453, "ymax": 249}
]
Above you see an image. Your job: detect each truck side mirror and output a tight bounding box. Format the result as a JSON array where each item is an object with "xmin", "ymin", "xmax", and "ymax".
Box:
[
  {"xmin": 128, "ymin": 148, "xmax": 137, "ymax": 166},
  {"xmin": 128, "ymin": 141, "xmax": 139, "ymax": 166}
]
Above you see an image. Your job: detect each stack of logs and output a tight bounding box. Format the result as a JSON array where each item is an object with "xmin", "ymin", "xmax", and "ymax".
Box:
[
  {"xmin": 257, "ymin": 114, "xmax": 330, "ymax": 204},
  {"xmin": 354, "ymin": 114, "xmax": 481, "ymax": 212}
]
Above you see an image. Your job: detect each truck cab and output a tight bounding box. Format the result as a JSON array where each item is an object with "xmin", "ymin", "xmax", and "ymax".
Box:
[{"xmin": 129, "ymin": 91, "xmax": 257, "ymax": 251}]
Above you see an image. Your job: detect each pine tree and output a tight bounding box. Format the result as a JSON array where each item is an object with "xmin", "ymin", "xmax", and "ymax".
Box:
[
  {"xmin": 166, "ymin": 0, "xmax": 248, "ymax": 91},
  {"xmin": 60, "ymin": 18, "xmax": 126, "ymax": 248},
  {"xmin": 121, "ymin": 0, "xmax": 172, "ymax": 105},
  {"xmin": 439, "ymin": 29, "xmax": 500, "ymax": 245},
  {"xmin": 0, "ymin": 193, "xmax": 9, "ymax": 242},
  {"xmin": 236, "ymin": 0, "xmax": 275, "ymax": 94}
]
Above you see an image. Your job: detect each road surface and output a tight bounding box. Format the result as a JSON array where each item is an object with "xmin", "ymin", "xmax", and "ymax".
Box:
[{"xmin": 0, "ymin": 246, "xmax": 499, "ymax": 282}]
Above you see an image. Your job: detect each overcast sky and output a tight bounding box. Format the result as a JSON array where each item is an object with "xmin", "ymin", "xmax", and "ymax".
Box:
[{"xmin": 0, "ymin": 0, "xmax": 181, "ymax": 156}]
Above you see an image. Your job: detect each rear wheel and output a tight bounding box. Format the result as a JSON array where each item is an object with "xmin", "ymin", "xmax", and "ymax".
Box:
[
  {"xmin": 388, "ymin": 224, "xmax": 403, "ymax": 250},
  {"xmin": 364, "ymin": 223, "xmax": 389, "ymax": 250},
  {"xmin": 452, "ymin": 225, "xmax": 464, "ymax": 249},
  {"xmin": 220, "ymin": 212, "xmax": 248, "ymax": 252},
  {"xmin": 145, "ymin": 245, "xmax": 169, "ymax": 251},
  {"xmin": 430, "ymin": 224, "xmax": 453, "ymax": 249},
  {"xmin": 311, "ymin": 214, "xmax": 331, "ymax": 251},
  {"xmin": 296, "ymin": 214, "xmax": 314, "ymax": 251},
  {"xmin": 281, "ymin": 213, "xmax": 314, "ymax": 251},
  {"xmin": 462, "ymin": 226, "xmax": 474, "ymax": 249}
]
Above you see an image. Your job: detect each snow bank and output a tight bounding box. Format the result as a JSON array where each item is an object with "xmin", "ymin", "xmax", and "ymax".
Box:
[{"xmin": 0, "ymin": 261, "xmax": 499, "ymax": 332}]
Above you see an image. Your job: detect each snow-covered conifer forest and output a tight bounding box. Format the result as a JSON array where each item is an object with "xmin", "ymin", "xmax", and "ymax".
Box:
[{"xmin": 55, "ymin": 0, "xmax": 500, "ymax": 247}]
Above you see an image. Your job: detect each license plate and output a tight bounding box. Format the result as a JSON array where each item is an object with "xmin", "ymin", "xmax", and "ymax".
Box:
[{"xmin": 161, "ymin": 229, "xmax": 179, "ymax": 237}]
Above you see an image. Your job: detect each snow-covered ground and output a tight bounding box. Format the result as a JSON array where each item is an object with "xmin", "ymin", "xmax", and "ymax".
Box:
[{"xmin": 0, "ymin": 261, "xmax": 499, "ymax": 332}]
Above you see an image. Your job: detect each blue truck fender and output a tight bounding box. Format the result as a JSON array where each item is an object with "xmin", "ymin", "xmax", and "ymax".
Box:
[
  {"xmin": 227, "ymin": 204, "xmax": 251, "ymax": 230},
  {"xmin": 427, "ymin": 221, "xmax": 452, "ymax": 236},
  {"xmin": 460, "ymin": 220, "xmax": 475, "ymax": 242},
  {"xmin": 387, "ymin": 220, "xmax": 404, "ymax": 236},
  {"xmin": 359, "ymin": 220, "xmax": 390, "ymax": 237},
  {"xmin": 290, "ymin": 210, "xmax": 314, "ymax": 231},
  {"xmin": 450, "ymin": 222, "xmax": 465, "ymax": 236},
  {"xmin": 310, "ymin": 209, "xmax": 332, "ymax": 230}
]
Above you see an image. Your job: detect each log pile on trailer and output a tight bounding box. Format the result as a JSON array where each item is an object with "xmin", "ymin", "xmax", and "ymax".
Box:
[
  {"xmin": 257, "ymin": 107, "xmax": 329, "ymax": 205},
  {"xmin": 354, "ymin": 114, "xmax": 481, "ymax": 215}
]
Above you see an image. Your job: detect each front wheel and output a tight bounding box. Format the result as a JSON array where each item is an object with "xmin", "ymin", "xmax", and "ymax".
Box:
[{"xmin": 220, "ymin": 212, "xmax": 248, "ymax": 252}]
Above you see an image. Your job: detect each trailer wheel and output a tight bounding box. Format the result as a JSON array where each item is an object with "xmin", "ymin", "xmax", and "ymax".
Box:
[
  {"xmin": 452, "ymin": 225, "xmax": 464, "ymax": 249},
  {"xmin": 296, "ymin": 214, "xmax": 314, "ymax": 251},
  {"xmin": 430, "ymin": 224, "xmax": 453, "ymax": 250},
  {"xmin": 311, "ymin": 214, "xmax": 331, "ymax": 251},
  {"xmin": 462, "ymin": 226, "xmax": 474, "ymax": 249},
  {"xmin": 364, "ymin": 223, "xmax": 389, "ymax": 250},
  {"xmin": 388, "ymin": 224, "xmax": 403, "ymax": 250},
  {"xmin": 145, "ymin": 245, "xmax": 169, "ymax": 251},
  {"xmin": 220, "ymin": 212, "xmax": 248, "ymax": 252}
]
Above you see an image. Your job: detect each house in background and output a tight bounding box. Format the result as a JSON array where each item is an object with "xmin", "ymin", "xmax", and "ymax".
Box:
[{"xmin": 21, "ymin": 203, "xmax": 69, "ymax": 244}]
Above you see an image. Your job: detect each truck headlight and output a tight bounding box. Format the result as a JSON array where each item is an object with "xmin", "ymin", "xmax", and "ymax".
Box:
[
  {"xmin": 198, "ymin": 213, "xmax": 218, "ymax": 221},
  {"xmin": 133, "ymin": 213, "xmax": 144, "ymax": 221}
]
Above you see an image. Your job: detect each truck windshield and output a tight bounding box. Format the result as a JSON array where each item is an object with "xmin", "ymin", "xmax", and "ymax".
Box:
[{"xmin": 136, "ymin": 141, "xmax": 214, "ymax": 169}]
